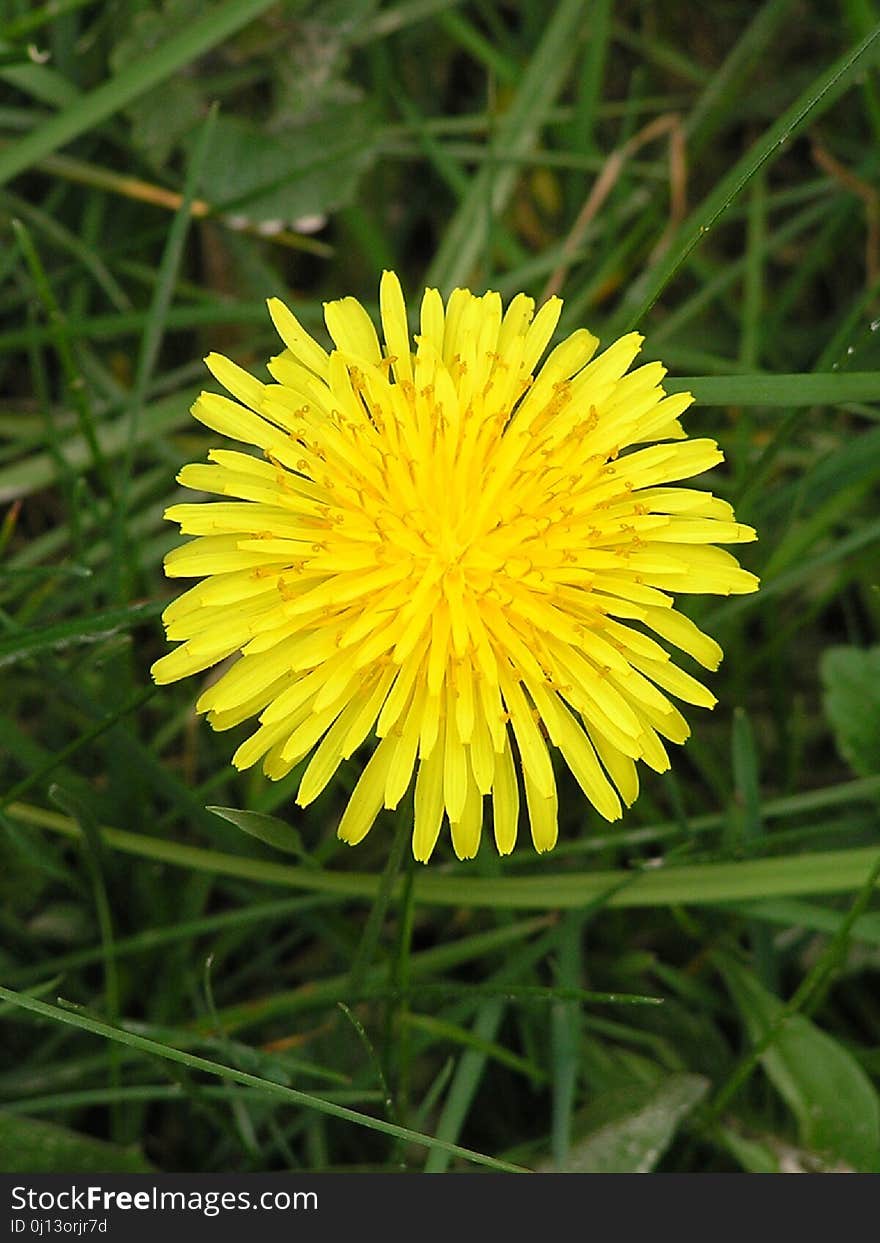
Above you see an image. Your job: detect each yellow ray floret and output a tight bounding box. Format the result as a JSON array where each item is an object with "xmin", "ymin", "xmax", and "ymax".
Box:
[{"xmin": 151, "ymin": 271, "xmax": 759, "ymax": 862}]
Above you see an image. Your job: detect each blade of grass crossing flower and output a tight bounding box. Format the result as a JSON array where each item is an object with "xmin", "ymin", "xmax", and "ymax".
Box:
[
  {"xmin": 12, "ymin": 799, "xmax": 880, "ymax": 909},
  {"xmin": 0, "ymin": 987, "xmax": 528, "ymax": 1173},
  {"xmin": 620, "ymin": 22, "xmax": 880, "ymax": 328},
  {"xmin": 662, "ymin": 373, "xmax": 880, "ymax": 405}
]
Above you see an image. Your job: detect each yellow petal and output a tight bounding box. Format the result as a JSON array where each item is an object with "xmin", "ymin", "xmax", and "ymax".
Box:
[
  {"xmin": 337, "ymin": 736, "xmax": 395, "ymax": 845},
  {"xmin": 449, "ymin": 765, "xmax": 483, "ymax": 860},
  {"xmin": 379, "ymin": 269, "xmax": 413, "ymax": 384},
  {"xmin": 523, "ymin": 764, "xmax": 558, "ymax": 853},
  {"xmin": 413, "ymin": 746, "xmax": 444, "ymax": 862},
  {"xmin": 492, "ymin": 735, "xmax": 520, "ymax": 855},
  {"xmin": 204, "ymin": 353, "xmax": 266, "ymax": 410},
  {"xmin": 266, "ymin": 298, "xmax": 329, "ymax": 375},
  {"xmin": 324, "ymin": 296, "xmax": 382, "ymax": 363}
]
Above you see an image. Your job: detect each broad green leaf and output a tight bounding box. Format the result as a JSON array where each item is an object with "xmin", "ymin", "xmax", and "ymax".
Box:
[
  {"xmin": 719, "ymin": 956, "xmax": 880, "ymax": 1171},
  {"xmin": 547, "ymin": 1074, "xmax": 709, "ymax": 1173},
  {"xmin": 110, "ymin": 0, "xmax": 206, "ymax": 168},
  {"xmin": 717, "ymin": 1125, "xmax": 857, "ymax": 1173},
  {"xmin": 195, "ymin": 108, "xmax": 376, "ymax": 224},
  {"xmin": 820, "ymin": 646, "xmax": 880, "ymax": 778},
  {"xmin": 130, "ymin": 76, "xmax": 204, "ymax": 170},
  {"xmin": 716, "ymin": 1124, "xmax": 780, "ymax": 1173},
  {"xmin": 207, "ymin": 805, "xmax": 312, "ymax": 862},
  {"xmin": 0, "ymin": 1112, "xmax": 152, "ymax": 1173}
]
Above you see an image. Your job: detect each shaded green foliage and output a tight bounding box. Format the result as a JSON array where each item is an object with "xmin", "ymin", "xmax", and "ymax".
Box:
[{"xmin": 821, "ymin": 646, "xmax": 880, "ymax": 778}]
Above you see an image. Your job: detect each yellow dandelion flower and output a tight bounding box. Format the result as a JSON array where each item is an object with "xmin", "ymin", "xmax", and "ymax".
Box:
[{"xmin": 151, "ymin": 272, "xmax": 758, "ymax": 862}]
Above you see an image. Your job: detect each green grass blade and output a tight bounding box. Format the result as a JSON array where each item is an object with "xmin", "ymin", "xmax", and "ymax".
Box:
[
  {"xmin": 0, "ymin": 601, "xmax": 162, "ymax": 668},
  {"xmin": 0, "ymin": 986, "xmax": 528, "ymax": 1173},
  {"xmin": 12, "ymin": 800, "xmax": 880, "ymax": 910},
  {"xmin": 424, "ymin": 0, "xmax": 588, "ymax": 291},
  {"xmin": 620, "ymin": 23, "xmax": 880, "ymax": 327},
  {"xmin": 664, "ymin": 373, "xmax": 880, "ymax": 405}
]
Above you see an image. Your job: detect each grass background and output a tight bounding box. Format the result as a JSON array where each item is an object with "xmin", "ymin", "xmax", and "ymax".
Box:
[{"xmin": 1, "ymin": 0, "xmax": 880, "ymax": 1174}]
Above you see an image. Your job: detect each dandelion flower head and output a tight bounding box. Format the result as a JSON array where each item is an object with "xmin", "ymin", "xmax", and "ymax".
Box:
[{"xmin": 152, "ymin": 273, "xmax": 758, "ymax": 862}]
